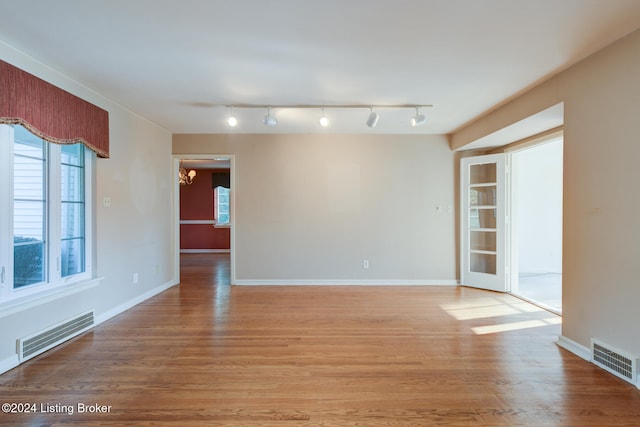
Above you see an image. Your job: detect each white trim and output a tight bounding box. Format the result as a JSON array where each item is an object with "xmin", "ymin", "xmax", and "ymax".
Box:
[
  {"xmin": 180, "ymin": 249, "xmax": 230, "ymax": 254},
  {"xmin": 0, "ymin": 354, "xmax": 20, "ymax": 375},
  {"xmin": 504, "ymin": 129, "xmax": 564, "ymax": 154},
  {"xmin": 173, "ymin": 154, "xmax": 236, "ymax": 286},
  {"xmin": 556, "ymin": 335, "xmax": 591, "ymax": 361},
  {"xmin": 234, "ymin": 279, "xmax": 459, "ymax": 286},
  {"xmin": 0, "ymin": 277, "xmax": 102, "ymax": 319},
  {"xmin": 557, "ymin": 336, "xmax": 640, "ymax": 389},
  {"xmin": 180, "ymin": 219, "xmax": 215, "ymax": 225},
  {"xmin": 1, "ymin": 128, "xmax": 94, "ymax": 303},
  {"xmin": 460, "ymin": 153, "xmax": 507, "ymax": 292},
  {"xmin": 94, "ymin": 279, "xmax": 178, "ymax": 326},
  {"xmin": 0, "ymin": 278, "xmax": 178, "ymax": 375}
]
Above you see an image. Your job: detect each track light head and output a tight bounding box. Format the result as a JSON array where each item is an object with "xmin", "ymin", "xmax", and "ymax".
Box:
[
  {"xmin": 366, "ymin": 109, "xmax": 379, "ymax": 128},
  {"xmin": 263, "ymin": 107, "xmax": 278, "ymax": 127},
  {"xmin": 410, "ymin": 107, "xmax": 426, "ymax": 127},
  {"xmin": 227, "ymin": 107, "xmax": 238, "ymax": 127},
  {"xmin": 319, "ymin": 108, "xmax": 329, "ymax": 127},
  {"xmin": 219, "ymin": 104, "xmax": 431, "ymax": 129}
]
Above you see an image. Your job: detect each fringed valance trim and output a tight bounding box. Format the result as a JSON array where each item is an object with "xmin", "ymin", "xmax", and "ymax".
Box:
[
  {"xmin": 0, "ymin": 117, "xmax": 109, "ymax": 158},
  {"xmin": 0, "ymin": 60, "xmax": 110, "ymax": 158}
]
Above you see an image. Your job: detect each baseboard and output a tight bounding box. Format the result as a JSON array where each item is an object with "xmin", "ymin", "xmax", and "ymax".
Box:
[
  {"xmin": 234, "ymin": 279, "xmax": 459, "ymax": 286},
  {"xmin": 556, "ymin": 335, "xmax": 591, "ymax": 361},
  {"xmin": 558, "ymin": 335, "xmax": 640, "ymax": 390},
  {"xmin": 0, "ymin": 354, "xmax": 20, "ymax": 375},
  {"xmin": 180, "ymin": 249, "xmax": 230, "ymax": 253},
  {"xmin": 94, "ymin": 279, "xmax": 178, "ymax": 326},
  {"xmin": 0, "ymin": 279, "xmax": 179, "ymax": 376}
]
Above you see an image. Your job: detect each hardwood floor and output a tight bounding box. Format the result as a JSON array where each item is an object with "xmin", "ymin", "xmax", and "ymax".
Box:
[{"xmin": 1, "ymin": 253, "xmax": 639, "ymax": 426}]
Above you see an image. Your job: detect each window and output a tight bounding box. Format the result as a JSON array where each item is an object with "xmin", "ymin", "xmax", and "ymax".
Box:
[
  {"xmin": 214, "ymin": 186, "xmax": 230, "ymax": 226},
  {"xmin": 0, "ymin": 124, "xmax": 92, "ymax": 301}
]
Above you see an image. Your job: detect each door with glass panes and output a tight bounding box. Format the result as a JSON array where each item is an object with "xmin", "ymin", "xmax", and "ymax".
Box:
[{"xmin": 460, "ymin": 154, "xmax": 506, "ymax": 292}]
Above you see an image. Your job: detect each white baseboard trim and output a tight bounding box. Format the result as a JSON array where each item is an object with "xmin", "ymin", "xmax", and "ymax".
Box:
[
  {"xmin": 556, "ymin": 335, "xmax": 591, "ymax": 361},
  {"xmin": 94, "ymin": 279, "xmax": 178, "ymax": 326},
  {"xmin": 233, "ymin": 279, "xmax": 459, "ymax": 286},
  {"xmin": 0, "ymin": 279, "xmax": 178, "ymax": 376},
  {"xmin": 558, "ymin": 335, "xmax": 640, "ymax": 390},
  {"xmin": 0, "ymin": 354, "xmax": 20, "ymax": 375},
  {"xmin": 180, "ymin": 249, "xmax": 230, "ymax": 254}
]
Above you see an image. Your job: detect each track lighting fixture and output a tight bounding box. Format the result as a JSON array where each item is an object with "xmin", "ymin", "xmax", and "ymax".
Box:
[
  {"xmin": 410, "ymin": 107, "xmax": 426, "ymax": 127},
  {"xmin": 263, "ymin": 107, "xmax": 278, "ymax": 127},
  {"xmin": 319, "ymin": 108, "xmax": 329, "ymax": 127},
  {"xmin": 366, "ymin": 108, "xmax": 379, "ymax": 128},
  {"xmin": 219, "ymin": 104, "xmax": 431, "ymax": 129}
]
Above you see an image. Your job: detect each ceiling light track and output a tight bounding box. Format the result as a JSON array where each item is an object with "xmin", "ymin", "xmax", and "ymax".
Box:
[
  {"xmin": 224, "ymin": 104, "xmax": 433, "ymax": 110},
  {"xmin": 218, "ymin": 104, "xmax": 432, "ymax": 128}
]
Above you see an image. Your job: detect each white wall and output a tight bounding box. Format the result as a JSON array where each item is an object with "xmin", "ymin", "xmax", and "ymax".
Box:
[
  {"xmin": 173, "ymin": 133, "xmax": 457, "ymax": 284},
  {"xmin": 512, "ymin": 140, "xmax": 563, "ymax": 274},
  {"xmin": 0, "ymin": 42, "xmax": 175, "ymax": 372},
  {"xmin": 452, "ymin": 28, "xmax": 640, "ymax": 357}
]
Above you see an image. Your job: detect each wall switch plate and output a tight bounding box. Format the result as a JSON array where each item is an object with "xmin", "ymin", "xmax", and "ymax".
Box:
[{"xmin": 362, "ymin": 260, "xmax": 369, "ymax": 269}]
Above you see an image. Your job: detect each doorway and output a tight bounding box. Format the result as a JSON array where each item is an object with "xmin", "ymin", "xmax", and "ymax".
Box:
[
  {"xmin": 173, "ymin": 155, "xmax": 235, "ymax": 286},
  {"xmin": 508, "ymin": 138, "xmax": 563, "ymax": 313}
]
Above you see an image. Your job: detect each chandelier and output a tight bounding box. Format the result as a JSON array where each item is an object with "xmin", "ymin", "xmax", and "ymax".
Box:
[{"xmin": 179, "ymin": 165, "xmax": 196, "ymax": 185}]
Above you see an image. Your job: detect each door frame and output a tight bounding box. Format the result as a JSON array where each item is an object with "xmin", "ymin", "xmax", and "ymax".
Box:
[
  {"xmin": 172, "ymin": 154, "xmax": 236, "ymax": 285},
  {"xmin": 505, "ymin": 135, "xmax": 563, "ymax": 312},
  {"xmin": 460, "ymin": 153, "xmax": 507, "ymax": 292}
]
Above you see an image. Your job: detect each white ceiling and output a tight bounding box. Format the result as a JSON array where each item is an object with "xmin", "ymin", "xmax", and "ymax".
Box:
[{"xmin": 1, "ymin": 0, "xmax": 640, "ymax": 139}]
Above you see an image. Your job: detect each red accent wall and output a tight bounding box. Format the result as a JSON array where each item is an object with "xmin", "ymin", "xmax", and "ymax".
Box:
[{"xmin": 180, "ymin": 169, "xmax": 230, "ymax": 250}]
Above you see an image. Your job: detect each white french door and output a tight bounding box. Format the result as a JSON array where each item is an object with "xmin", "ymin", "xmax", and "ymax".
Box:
[{"xmin": 460, "ymin": 153, "xmax": 506, "ymax": 292}]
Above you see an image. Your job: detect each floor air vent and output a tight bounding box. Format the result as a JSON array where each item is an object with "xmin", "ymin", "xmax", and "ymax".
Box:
[
  {"xmin": 591, "ymin": 339, "xmax": 638, "ymax": 385},
  {"xmin": 18, "ymin": 310, "xmax": 95, "ymax": 362}
]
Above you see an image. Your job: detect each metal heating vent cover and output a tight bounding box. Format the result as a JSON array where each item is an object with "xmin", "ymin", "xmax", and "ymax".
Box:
[
  {"xmin": 18, "ymin": 310, "xmax": 95, "ymax": 362},
  {"xmin": 591, "ymin": 339, "xmax": 637, "ymax": 385}
]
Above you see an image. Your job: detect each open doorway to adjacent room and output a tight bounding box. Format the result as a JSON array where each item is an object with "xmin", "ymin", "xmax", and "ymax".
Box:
[
  {"xmin": 173, "ymin": 155, "xmax": 235, "ymax": 286},
  {"xmin": 508, "ymin": 137, "xmax": 563, "ymax": 313}
]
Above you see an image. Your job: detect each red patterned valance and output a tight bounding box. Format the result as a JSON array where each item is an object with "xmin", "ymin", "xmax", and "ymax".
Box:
[{"xmin": 0, "ymin": 60, "xmax": 109, "ymax": 158}]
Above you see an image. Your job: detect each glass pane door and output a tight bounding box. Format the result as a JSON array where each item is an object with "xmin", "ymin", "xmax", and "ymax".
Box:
[{"xmin": 461, "ymin": 154, "xmax": 505, "ymax": 292}]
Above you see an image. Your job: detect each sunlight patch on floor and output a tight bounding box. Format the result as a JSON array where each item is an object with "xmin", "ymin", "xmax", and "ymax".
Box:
[
  {"xmin": 472, "ymin": 316, "xmax": 562, "ymax": 335},
  {"xmin": 441, "ymin": 296, "xmax": 545, "ymax": 321}
]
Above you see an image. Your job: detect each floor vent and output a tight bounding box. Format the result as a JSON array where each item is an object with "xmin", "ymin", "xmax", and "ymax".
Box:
[
  {"xmin": 17, "ymin": 310, "xmax": 95, "ymax": 363},
  {"xmin": 591, "ymin": 339, "xmax": 638, "ymax": 385}
]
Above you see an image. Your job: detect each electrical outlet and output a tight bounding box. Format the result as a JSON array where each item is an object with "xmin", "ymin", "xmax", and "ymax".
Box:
[
  {"xmin": 133, "ymin": 273, "xmax": 139, "ymax": 284},
  {"xmin": 362, "ymin": 260, "xmax": 369, "ymax": 269}
]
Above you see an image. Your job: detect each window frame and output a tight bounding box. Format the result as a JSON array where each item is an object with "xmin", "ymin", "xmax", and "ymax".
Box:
[
  {"xmin": 213, "ymin": 186, "xmax": 230, "ymax": 227},
  {"xmin": 0, "ymin": 124, "xmax": 94, "ymax": 304}
]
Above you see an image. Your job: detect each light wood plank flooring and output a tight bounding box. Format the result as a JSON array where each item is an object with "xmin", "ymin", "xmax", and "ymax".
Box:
[{"xmin": 1, "ymin": 253, "xmax": 639, "ymax": 426}]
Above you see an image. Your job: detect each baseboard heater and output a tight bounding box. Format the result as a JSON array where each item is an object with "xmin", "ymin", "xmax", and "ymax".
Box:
[
  {"xmin": 591, "ymin": 338, "xmax": 638, "ymax": 386},
  {"xmin": 17, "ymin": 310, "xmax": 95, "ymax": 363}
]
